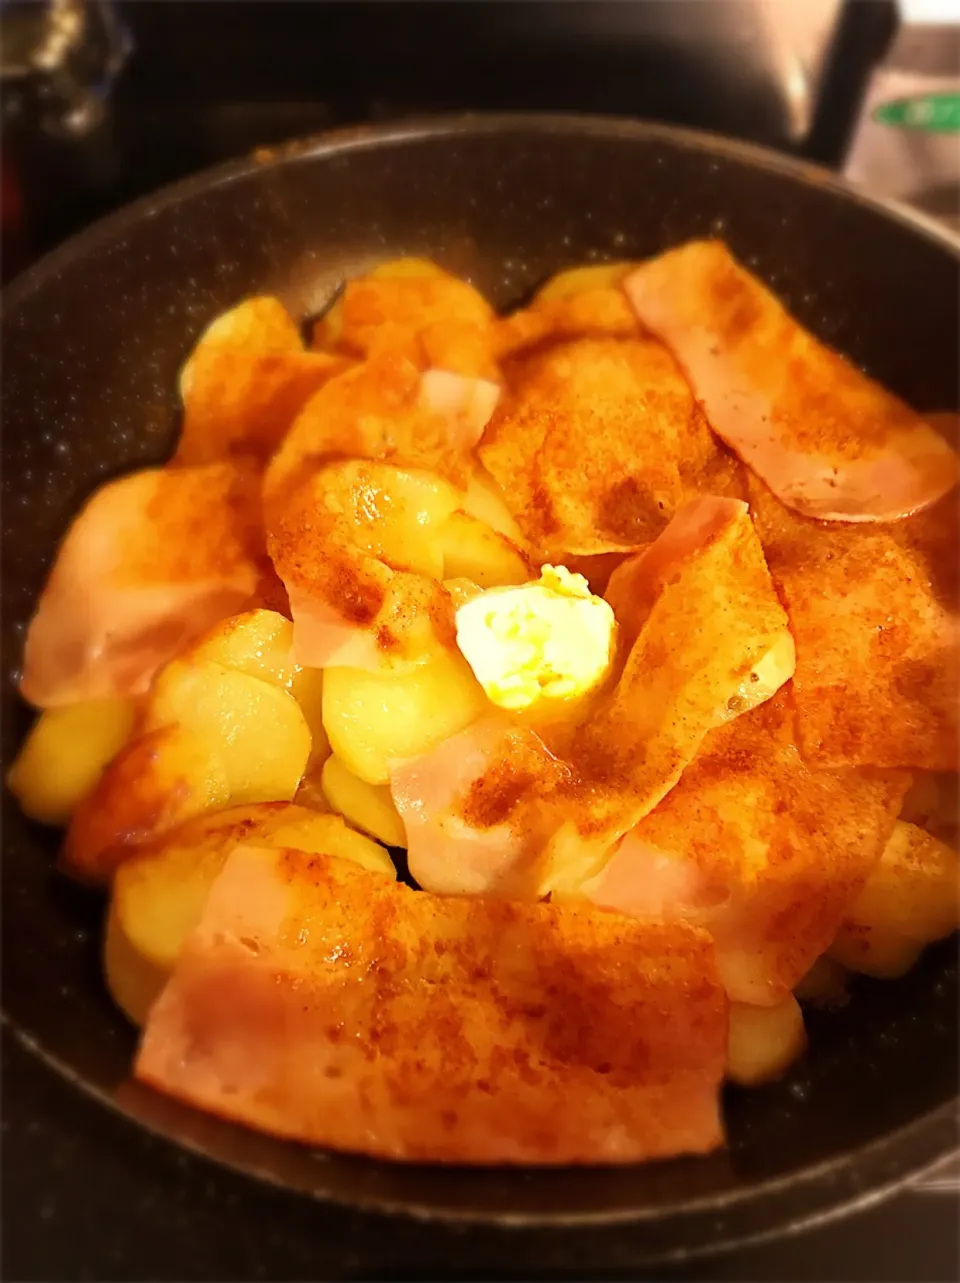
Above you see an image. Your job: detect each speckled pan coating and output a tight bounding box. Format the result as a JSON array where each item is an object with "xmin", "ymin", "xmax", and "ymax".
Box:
[{"xmin": 1, "ymin": 117, "xmax": 957, "ymax": 1261}]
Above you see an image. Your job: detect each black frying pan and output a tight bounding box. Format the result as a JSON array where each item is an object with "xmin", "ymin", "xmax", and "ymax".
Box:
[{"xmin": 2, "ymin": 115, "xmax": 958, "ymax": 1271}]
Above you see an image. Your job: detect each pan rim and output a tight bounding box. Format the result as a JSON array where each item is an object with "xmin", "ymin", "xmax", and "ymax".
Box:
[
  {"xmin": 2, "ymin": 112, "xmax": 959, "ymax": 320},
  {"xmin": 2, "ymin": 110, "xmax": 958, "ymax": 1251}
]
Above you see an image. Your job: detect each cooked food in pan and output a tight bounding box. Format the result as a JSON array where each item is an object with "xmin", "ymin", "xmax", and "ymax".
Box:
[{"xmin": 9, "ymin": 246, "xmax": 959, "ymax": 1166}]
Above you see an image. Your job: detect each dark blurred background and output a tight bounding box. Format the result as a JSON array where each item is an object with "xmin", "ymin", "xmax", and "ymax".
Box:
[{"xmin": 1, "ymin": 0, "xmax": 903, "ymax": 278}]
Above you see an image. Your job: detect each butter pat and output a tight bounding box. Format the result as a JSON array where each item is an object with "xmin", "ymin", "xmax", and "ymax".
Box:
[{"xmin": 455, "ymin": 565, "xmax": 616, "ymax": 712}]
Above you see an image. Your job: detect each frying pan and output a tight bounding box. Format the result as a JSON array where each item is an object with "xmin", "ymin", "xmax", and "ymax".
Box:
[{"xmin": 2, "ymin": 115, "xmax": 958, "ymax": 1271}]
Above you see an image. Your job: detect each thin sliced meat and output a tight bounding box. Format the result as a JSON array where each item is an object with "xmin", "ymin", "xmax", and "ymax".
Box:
[
  {"xmin": 20, "ymin": 463, "xmax": 264, "ymax": 707},
  {"xmin": 418, "ymin": 369, "xmax": 501, "ymax": 453},
  {"xmin": 391, "ymin": 718, "xmax": 573, "ymax": 896},
  {"xmin": 479, "ymin": 336, "xmax": 743, "ymax": 559},
  {"xmin": 390, "ymin": 498, "xmax": 792, "ymax": 897},
  {"xmin": 624, "ymin": 240, "xmax": 958, "ymax": 522},
  {"xmin": 582, "ymin": 695, "xmax": 907, "ymax": 1004},
  {"xmin": 750, "ymin": 475, "xmax": 959, "ymax": 769},
  {"xmin": 136, "ymin": 843, "xmax": 727, "ymax": 1165}
]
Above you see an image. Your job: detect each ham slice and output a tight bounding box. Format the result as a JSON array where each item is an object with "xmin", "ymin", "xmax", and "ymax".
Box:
[
  {"xmin": 418, "ymin": 369, "xmax": 501, "ymax": 453},
  {"xmin": 478, "ymin": 336, "xmax": 743, "ymax": 559},
  {"xmin": 390, "ymin": 498, "xmax": 792, "ymax": 898},
  {"xmin": 583, "ymin": 695, "xmax": 907, "ymax": 1004},
  {"xmin": 624, "ymin": 240, "xmax": 958, "ymax": 523},
  {"xmin": 391, "ymin": 718, "xmax": 573, "ymax": 896},
  {"xmin": 749, "ymin": 476, "xmax": 959, "ymax": 770},
  {"xmin": 20, "ymin": 463, "xmax": 264, "ymax": 707},
  {"xmin": 136, "ymin": 844, "xmax": 727, "ymax": 1165}
]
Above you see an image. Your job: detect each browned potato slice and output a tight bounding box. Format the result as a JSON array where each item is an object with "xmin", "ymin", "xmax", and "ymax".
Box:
[
  {"xmin": 439, "ymin": 511, "xmax": 533, "ymax": 589},
  {"xmin": 64, "ymin": 727, "xmax": 230, "ymax": 884},
  {"xmin": 534, "ymin": 262, "xmax": 634, "ymax": 302},
  {"xmin": 187, "ymin": 610, "xmax": 329, "ymax": 764},
  {"xmin": 322, "ymin": 650, "xmax": 487, "ymax": 785},
  {"xmin": 7, "ymin": 699, "xmax": 134, "ymax": 825},
  {"xmin": 144, "ymin": 658, "xmax": 311, "ymax": 804},
  {"xmin": 830, "ymin": 821, "xmax": 960, "ymax": 979},
  {"xmin": 726, "ymin": 997, "xmax": 806, "ymax": 1086}
]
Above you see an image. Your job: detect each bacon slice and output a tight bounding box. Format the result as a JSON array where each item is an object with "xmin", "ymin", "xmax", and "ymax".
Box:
[
  {"xmin": 750, "ymin": 477, "xmax": 959, "ymax": 769},
  {"xmin": 390, "ymin": 498, "xmax": 792, "ymax": 897},
  {"xmin": 582, "ymin": 695, "xmax": 907, "ymax": 1004},
  {"xmin": 624, "ymin": 240, "xmax": 958, "ymax": 523},
  {"xmin": 20, "ymin": 464, "xmax": 264, "ymax": 707},
  {"xmin": 479, "ymin": 336, "xmax": 743, "ymax": 559},
  {"xmin": 136, "ymin": 844, "xmax": 727, "ymax": 1165}
]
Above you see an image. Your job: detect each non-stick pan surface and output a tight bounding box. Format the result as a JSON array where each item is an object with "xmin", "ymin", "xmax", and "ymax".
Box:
[{"xmin": 2, "ymin": 116, "xmax": 958, "ymax": 1265}]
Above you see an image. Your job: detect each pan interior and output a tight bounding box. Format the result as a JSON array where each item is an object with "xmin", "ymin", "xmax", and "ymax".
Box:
[{"xmin": 1, "ymin": 119, "xmax": 957, "ymax": 1236}]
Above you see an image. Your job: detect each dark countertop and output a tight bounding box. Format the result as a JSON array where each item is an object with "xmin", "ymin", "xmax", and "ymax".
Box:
[{"xmin": 4, "ymin": 1028, "xmax": 957, "ymax": 1282}]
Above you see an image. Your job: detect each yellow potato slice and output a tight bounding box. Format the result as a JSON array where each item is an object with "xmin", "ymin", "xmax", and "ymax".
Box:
[
  {"xmin": 188, "ymin": 609, "xmax": 299, "ymax": 686},
  {"xmin": 726, "ymin": 996, "xmax": 807, "ymax": 1086},
  {"xmin": 321, "ymin": 754, "xmax": 407, "ymax": 847},
  {"xmin": 323, "ymin": 649, "xmax": 487, "ymax": 785},
  {"xmin": 439, "ymin": 511, "xmax": 532, "ymax": 588},
  {"xmin": 313, "ymin": 258, "xmax": 449, "ymax": 350},
  {"xmin": 64, "ymin": 726, "xmax": 231, "ymax": 885},
  {"xmin": 115, "ymin": 804, "xmax": 395, "ymax": 972},
  {"xmin": 460, "ymin": 466, "xmax": 525, "ymax": 541},
  {"xmin": 7, "ymin": 699, "xmax": 135, "ymax": 825},
  {"xmin": 104, "ymin": 897, "xmax": 169, "ymax": 1027},
  {"xmin": 145, "ymin": 658, "xmax": 311, "ymax": 804},
  {"xmin": 109, "ymin": 803, "xmax": 395, "ymax": 1024},
  {"xmin": 830, "ymin": 821, "xmax": 960, "ymax": 979},
  {"xmin": 189, "ymin": 610, "xmax": 329, "ymax": 764},
  {"xmin": 534, "ymin": 261, "xmax": 634, "ymax": 303}
]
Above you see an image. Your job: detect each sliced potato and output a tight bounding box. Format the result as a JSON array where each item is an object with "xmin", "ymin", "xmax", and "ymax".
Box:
[
  {"xmin": 7, "ymin": 699, "xmax": 135, "ymax": 825},
  {"xmin": 144, "ymin": 658, "xmax": 311, "ymax": 804},
  {"xmin": 439, "ymin": 511, "xmax": 532, "ymax": 588},
  {"xmin": 188, "ymin": 609, "xmax": 299, "ymax": 686},
  {"xmin": 726, "ymin": 996, "xmax": 806, "ymax": 1086},
  {"xmin": 828, "ymin": 928, "xmax": 924, "ymax": 981},
  {"xmin": 312, "ymin": 459, "xmax": 463, "ymax": 580},
  {"xmin": 829, "ymin": 821, "xmax": 960, "ymax": 979},
  {"xmin": 323, "ymin": 649, "xmax": 487, "ymax": 785},
  {"xmin": 321, "ymin": 754, "xmax": 407, "ymax": 847},
  {"xmin": 461, "ymin": 465, "xmax": 524, "ymax": 541},
  {"xmin": 290, "ymin": 667, "xmax": 329, "ymax": 765},
  {"xmin": 64, "ymin": 726, "xmax": 230, "ymax": 884},
  {"xmin": 188, "ymin": 609, "xmax": 329, "ymax": 765},
  {"xmin": 534, "ymin": 262, "xmax": 633, "ymax": 302},
  {"xmin": 113, "ymin": 803, "xmax": 394, "ymax": 982},
  {"xmin": 313, "ymin": 258, "xmax": 449, "ymax": 350},
  {"xmin": 104, "ymin": 896, "xmax": 169, "ymax": 1026}
]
